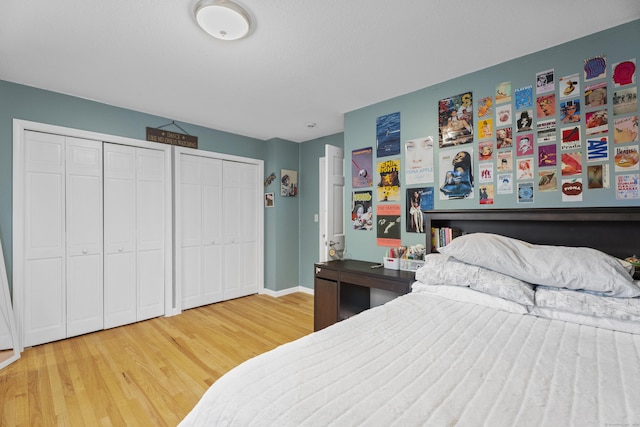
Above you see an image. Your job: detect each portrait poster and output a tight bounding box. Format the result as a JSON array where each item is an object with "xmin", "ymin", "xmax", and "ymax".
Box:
[
  {"xmin": 584, "ymin": 81, "xmax": 607, "ymax": 109},
  {"xmin": 478, "ymin": 118, "xmax": 493, "ymax": 140},
  {"xmin": 405, "ymin": 136, "xmax": 434, "ymax": 185},
  {"xmin": 478, "ymin": 96, "xmax": 493, "ymax": 118},
  {"xmin": 496, "ymin": 127, "xmax": 513, "ymax": 149},
  {"xmin": 516, "ymin": 134, "xmax": 534, "ymax": 157},
  {"xmin": 496, "ymin": 81, "xmax": 512, "ymax": 104},
  {"xmin": 559, "ymin": 73, "xmax": 580, "ymax": 99},
  {"xmin": 496, "ymin": 104, "xmax": 512, "ymax": 126},
  {"xmin": 538, "ymin": 144, "xmax": 557, "ymax": 168},
  {"xmin": 352, "ymin": 147, "xmax": 374, "ymax": 188},
  {"xmin": 376, "ymin": 112, "xmax": 401, "ymax": 157},
  {"xmin": 584, "ymin": 55, "xmax": 607, "ymax": 82},
  {"xmin": 536, "ymin": 69, "xmax": 555, "ymax": 94},
  {"xmin": 613, "ymin": 87, "xmax": 637, "ymax": 116},
  {"xmin": 560, "ymin": 99, "xmax": 581, "ymax": 123},
  {"xmin": 613, "ymin": 115, "xmax": 639, "ymax": 144},
  {"xmin": 616, "ymin": 174, "xmax": 639, "ymax": 200},
  {"xmin": 497, "ymin": 151, "xmax": 513, "ymax": 172},
  {"xmin": 516, "ymin": 158, "xmax": 534, "ymax": 180},
  {"xmin": 478, "ymin": 140, "xmax": 494, "ymax": 161},
  {"xmin": 536, "ymin": 94, "xmax": 556, "ymax": 118},
  {"xmin": 376, "ymin": 204, "xmax": 401, "ymax": 247},
  {"xmin": 438, "ymin": 91, "xmax": 473, "ymax": 148},
  {"xmin": 516, "ymin": 109, "xmax": 533, "ymax": 132},
  {"xmin": 280, "ymin": 169, "xmax": 297, "ymax": 196},
  {"xmin": 561, "ymin": 178, "xmax": 583, "ymax": 202},
  {"xmin": 406, "ymin": 188, "xmax": 430, "ymax": 233},
  {"xmin": 587, "ymin": 164, "xmax": 609, "ymax": 189},
  {"xmin": 376, "ymin": 158, "xmax": 401, "ymax": 202},
  {"xmin": 514, "ymin": 86, "xmax": 533, "ymax": 110},
  {"xmin": 352, "ymin": 190, "xmax": 373, "ymax": 231},
  {"xmin": 612, "ymin": 58, "xmax": 636, "ymax": 87},
  {"xmin": 438, "ymin": 147, "xmax": 474, "ymax": 200},
  {"xmin": 538, "ymin": 170, "xmax": 557, "ymax": 192},
  {"xmin": 585, "ymin": 110, "xmax": 608, "ymax": 135}
]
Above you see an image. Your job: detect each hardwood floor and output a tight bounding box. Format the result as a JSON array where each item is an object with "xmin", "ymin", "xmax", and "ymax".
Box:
[{"xmin": 0, "ymin": 292, "xmax": 314, "ymax": 426}]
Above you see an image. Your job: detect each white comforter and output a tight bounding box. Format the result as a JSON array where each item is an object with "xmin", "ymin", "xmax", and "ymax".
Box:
[{"xmin": 180, "ymin": 292, "xmax": 640, "ymax": 426}]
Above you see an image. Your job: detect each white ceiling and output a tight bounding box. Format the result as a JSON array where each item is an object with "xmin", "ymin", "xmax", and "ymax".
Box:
[{"xmin": 1, "ymin": 1, "xmax": 639, "ymax": 143}]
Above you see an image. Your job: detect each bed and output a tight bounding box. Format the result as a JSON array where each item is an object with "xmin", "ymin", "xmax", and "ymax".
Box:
[{"xmin": 180, "ymin": 208, "xmax": 640, "ymax": 427}]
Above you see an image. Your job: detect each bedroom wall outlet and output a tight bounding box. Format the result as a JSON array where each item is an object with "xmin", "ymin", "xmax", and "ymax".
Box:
[{"xmin": 314, "ymin": 214, "xmax": 319, "ymax": 222}]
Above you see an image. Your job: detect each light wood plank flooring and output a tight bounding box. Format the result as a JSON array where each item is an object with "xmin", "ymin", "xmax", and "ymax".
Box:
[{"xmin": 0, "ymin": 292, "xmax": 314, "ymax": 426}]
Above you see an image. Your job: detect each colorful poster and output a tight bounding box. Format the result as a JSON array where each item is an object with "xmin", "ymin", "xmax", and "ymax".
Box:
[
  {"xmin": 376, "ymin": 112, "xmax": 401, "ymax": 157},
  {"xmin": 376, "ymin": 204, "xmax": 401, "ymax": 247},
  {"xmin": 588, "ymin": 164, "xmax": 609, "ymax": 189},
  {"xmin": 561, "ymin": 152, "xmax": 583, "ymax": 176},
  {"xmin": 537, "ymin": 118, "xmax": 557, "ymax": 143},
  {"xmin": 439, "ymin": 147, "xmax": 474, "ymax": 200},
  {"xmin": 517, "ymin": 182, "xmax": 534, "ymax": 203},
  {"xmin": 614, "ymin": 145, "xmax": 640, "ymax": 172},
  {"xmin": 515, "ymin": 86, "xmax": 533, "ymax": 110},
  {"xmin": 560, "ymin": 99, "xmax": 581, "ymax": 123},
  {"xmin": 496, "ymin": 127, "xmax": 513, "ymax": 149},
  {"xmin": 438, "ymin": 92, "xmax": 473, "ymax": 147},
  {"xmin": 478, "ymin": 163, "xmax": 493, "ymax": 183},
  {"xmin": 478, "ymin": 96, "xmax": 493, "ymax": 118},
  {"xmin": 496, "ymin": 104, "xmax": 512, "ymax": 126},
  {"xmin": 587, "ymin": 136, "xmax": 609, "ymax": 163},
  {"xmin": 351, "ymin": 191, "xmax": 373, "ymax": 231},
  {"xmin": 536, "ymin": 94, "xmax": 556, "ymax": 118},
  {"xmin": 538, "ymin": 144, "xmax": 557, "ymax": 168},
  {"xmin": 536, "ymin": 69, "xmax": 555, "ymax": 94},
  {"xmin": 562, "ymin": 178, "xmax": 584, "ymax": 202},
  {"xmin": 613, "ymin": 87, "xmax": 638, "ymax": 116},
  {"xmin": 516, "ymin": 134, "xmax": 534, "ymax": 157},
  {"xmin": 613, "ymin": 115, "xmax": 639, "ymax": 144},
  {"xmin": 478, "ymin": 140, "xmax": 494, "ymax": 161},
  {"xmin": 585, "ymin": 109, "xmax": 608, "ymax": 135},
  {"xmin": 616, "ymin": 174, "xmax": 639, "ymax": 200},
  {"xmin": 405, "ymin": 136, "xmax": 434, "ymax": 185},
  {"xmin": 478, "ymin": 184, "xmax": 494, "ymax": 205},
  {"xmin": 561, "ymin": 126, "xmax": 581, "ymax": 151},
  {"xmin": 406, "ymin": 188, "xmax": 431, "ymax": 233},
  {"xmin": 280, "ymin": 169, "xmax": 297, "ymax": 196},
  {"xmin": 496, "ymin": 81, "xmax": 512, "ymax": 104},
  {"xmin": 584, "ymin": 55, "xmax": 607, "ymax": 81},
  {"xmin": 478, "ymin": 118, "xmax": 493, "ymax": 140},
  {"xmin": 584, "ymin": 81, "xmax": 607, "ymax": 108},
  {"xmin": 612, "ymin": 59, "xmax": 636, "ymax": 87},
  {"xmin": 376, "ymin": 159, "xmax": 401, "ymax": 201},
  {"xmin": 559, "ymin": 73, "xmax": 580, "ymax": 99},
  {"xmin": 538, "ymin": 170, "xmax": 557, "ymax": 192},
  {"xmin": 517, "ymin": 158, "xmax": 534, "ymax": 180},
  {"xmin": 351, "ymin": 147, "xmax": 374, "ymax": 188}
]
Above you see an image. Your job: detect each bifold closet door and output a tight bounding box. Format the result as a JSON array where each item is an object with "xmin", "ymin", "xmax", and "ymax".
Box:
[
  {"xmin": 222, "ymin": 161, "xmax": 258, "ymax": 300},
  {"xmin": 104, "ymin": 143, "xmax": 165, "ymax": 328},
  {"xmin": 23, "ymin": 131, "xmax": 103, "ymax": 347},
  {"xmin": 179, "ymin": 155, "xmax": 223, "ymax": 310}
]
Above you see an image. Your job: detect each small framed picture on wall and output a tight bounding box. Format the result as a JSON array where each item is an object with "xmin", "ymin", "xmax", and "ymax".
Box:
[
  {"xmin": 281, "ymin": 169, "xmax": 298, "ymax": 197},
  {"xmin": 265, "ymin": 192, "xmax": 275, "ymax": 207}
]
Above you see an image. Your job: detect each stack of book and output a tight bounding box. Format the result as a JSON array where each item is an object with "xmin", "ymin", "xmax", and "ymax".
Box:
[{"xmin": 431, "ymin": 227, "xmax": 462, "ymax": 251}]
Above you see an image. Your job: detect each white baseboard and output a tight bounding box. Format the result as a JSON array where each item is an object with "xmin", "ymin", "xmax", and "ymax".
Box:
[{"xmin": 260, "ymin": 286, "xmax": 314, "ymax": 298}]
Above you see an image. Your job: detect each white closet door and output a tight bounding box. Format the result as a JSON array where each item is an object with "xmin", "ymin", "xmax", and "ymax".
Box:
[
  {"xmin": 222, "ymin": 161, "xmax": 258, "ymax": 300},
  {"xmin": 201, "ymin": 157, "xmax": 223, "ymax": 305},
  {"xmin": 65, "ymin": 138, "xmax": 103, "ymax": 337},
  {"xmin": 23, "ymin": 131, "xmax": 66, "ymax": 346},
  {"xmin": 103, "ymin": 144, "xmax": 137, "ymax": 328},
  {"xmin": 136, "ymin": 148, "xmax": 165, "ymax": 321},
  {"xmin": 179, "ymin": 155, "xmax": 203, "ymax": 310}
]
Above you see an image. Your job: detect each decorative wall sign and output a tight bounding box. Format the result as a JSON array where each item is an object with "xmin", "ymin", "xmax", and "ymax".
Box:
[{"xmin": 146, "ymin": 127, "xmax": 198, "ymax": 148}]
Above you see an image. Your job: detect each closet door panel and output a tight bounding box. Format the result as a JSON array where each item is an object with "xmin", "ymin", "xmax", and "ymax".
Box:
[
  {"xmin": 202, "ymin": 244, "xmax": 223, "ymax": 305},
  {"xmin": 66, "ymin": 253, "xmax": 103, "ymax": 337},
  {"xmin": 181, "ymin": 246, "xmax": 202, "ymax": 310},
  {"xmin": 202, "ymin": 157, "xmax": 223, "ymax": 305},
  {"xmin": 222, "ymin": 243, "xmax": 243, "ymax": 300},
  {"xmin": 25, "ymin": 172, "xmax": 65, "ymax": 260},
  {"xmin": 24, "ymin": 258, "xmax": 65, "ymax": 346},
  {"xmin": 137, "ymin": 249, "xmax": 164, "ymax": 320},
  {"xmin": 104, "ymin": 253, "xmax": 136, "ymax": 328}
]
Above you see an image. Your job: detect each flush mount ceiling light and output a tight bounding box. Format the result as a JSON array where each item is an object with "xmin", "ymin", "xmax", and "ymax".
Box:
[{"xmin": 195, "ymin": 0, "xmax": 251, "ymax": 41}]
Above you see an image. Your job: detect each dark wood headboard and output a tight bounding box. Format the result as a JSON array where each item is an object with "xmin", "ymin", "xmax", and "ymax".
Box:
[{"xmin": 424, "ymin": 208, "xmax": 640, "ymax": 260}]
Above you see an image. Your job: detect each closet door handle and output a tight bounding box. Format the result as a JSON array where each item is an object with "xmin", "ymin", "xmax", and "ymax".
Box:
[
  {"xmin": 82, "ymin": 249, "xmax": 88, "ymax": 254},
  {"xmin": 118, "ymin": 247, "xmax": 123, "ymax": 252}
]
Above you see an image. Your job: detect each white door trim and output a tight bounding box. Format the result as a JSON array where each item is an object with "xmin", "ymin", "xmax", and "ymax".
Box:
[{"xmin": 13, "ymin": 119, "xmax": 174, "ymax": 351}]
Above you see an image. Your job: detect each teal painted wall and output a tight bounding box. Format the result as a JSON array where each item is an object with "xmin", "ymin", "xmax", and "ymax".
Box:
[
  {"xmin": 298, "ymin": 133, "xmax": 344, "ymax": 289},
  {"xmin": 344, "ymin": 20, "xmax": 640, "ymax": 264}
]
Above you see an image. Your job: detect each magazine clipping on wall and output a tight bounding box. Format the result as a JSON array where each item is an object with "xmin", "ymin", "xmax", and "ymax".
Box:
[
  {"xmin": 352, "ymin": 190, "xmax": 373, "ymax": 231},
  {"xmin": 536, "ymin": 69, "xmax": 555, "ymax": 94},
  {"xmin": 264, "ymin": 192, "xmax": 274, "ymax": 207},
  {"xmin": 376, "ymin": 112, "xmax": 401, "ymax": 157},
  {"xmin": 587, "ymin": 164, "xmax": 609, "ymax": 189},
  {"xmin": 478, "ymin": 96, "xmax": 493, "ymax": 118},
  {"xmin": 405, "ymin": 187, "xmax": 433, "ymax": 233},
  {"xmin": 495, "ymin": 81, "xmax": 512, "ymax": 104},
  {"xmin": 352, "ymin": 147, "xmax": 374, "ymax": 188},
  {"xmin": 586, "ymin": 136, "xmax": 609, "ymax": 163},
  {"xmin": 616, "ymin": 174, "xmax": 639, "ymax": 200},
  {"xmin": 438, "ymin": 92, "xmax": 473, "ymax": 148},
  {"xmin": 376, "ymin": 204, "xmax": 401, "ymax": 247},
  {"xmin": 537, "ymin": 118, "xmax": 557, "ymax": 143},
  {"xmin": 613, "ymin": 115, "xmax": 639, "ymax": 144},
  {"xmin": 496, "ymin": 104, "xmax": 512, "ymax": 126},
  {"xmin": 280, "ymin": 169, "xmax": 297, "ymax": 197},
  {"xmin": 585, "ymin": 109, "xmax": 608, "ymax": 135},
  {"xmin": 376, "ymin": 158, "xmax": 401, "ymax": 202},
  {"xmin": 514, "ymin": 86, "xmax": 533, "ymax": 110},
  {"xmin": 559, "ymin": 73, "xmax": 580, "ymax": 99},
  {"xmin": 613, "ymin": 87, "xmax": 637, "ymax": 116},
  {"xmin": 405, "ymin": 136, "xmax": 434, "ymax": 185},
  {"xmin": 562, "ymin": 178, "xmax": 584, "ymax": 202},
  {"xmin": 584, "ymin": 55, "xmax": 607, "ymax": 81},
  {"xmin": 439, "ymin": 147, "xmax": 474, "ymax": 200},
  {"xmin": 538, "ymin": 169, "xmax": 557, "ymax": 192},
  {"xmin": 478, "ymin": 184, "xmax": 494, "ymax": 205},
  {"xmin": 612, "ymin": 59, "xmax": 636, "ymax": 87}
]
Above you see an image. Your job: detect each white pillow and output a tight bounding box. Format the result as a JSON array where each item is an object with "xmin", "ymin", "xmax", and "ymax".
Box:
[
  {"xmin": 414, "ymin": 253, "xmax": 534, "ymax": 306},
  {"xmin": 535, "ymin": 286, "xmax": 640, "ymax": 322},
  {"xmin": 530, "ymin": 307, "xmax": 640, "ymax": 335},
  {"xmin": 438, "ymin": 233, "xmax": 640, "ymax": 298},
  {"xmin": 410, "ymin": 284, "xmax": 529, "ymax": 315}
]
